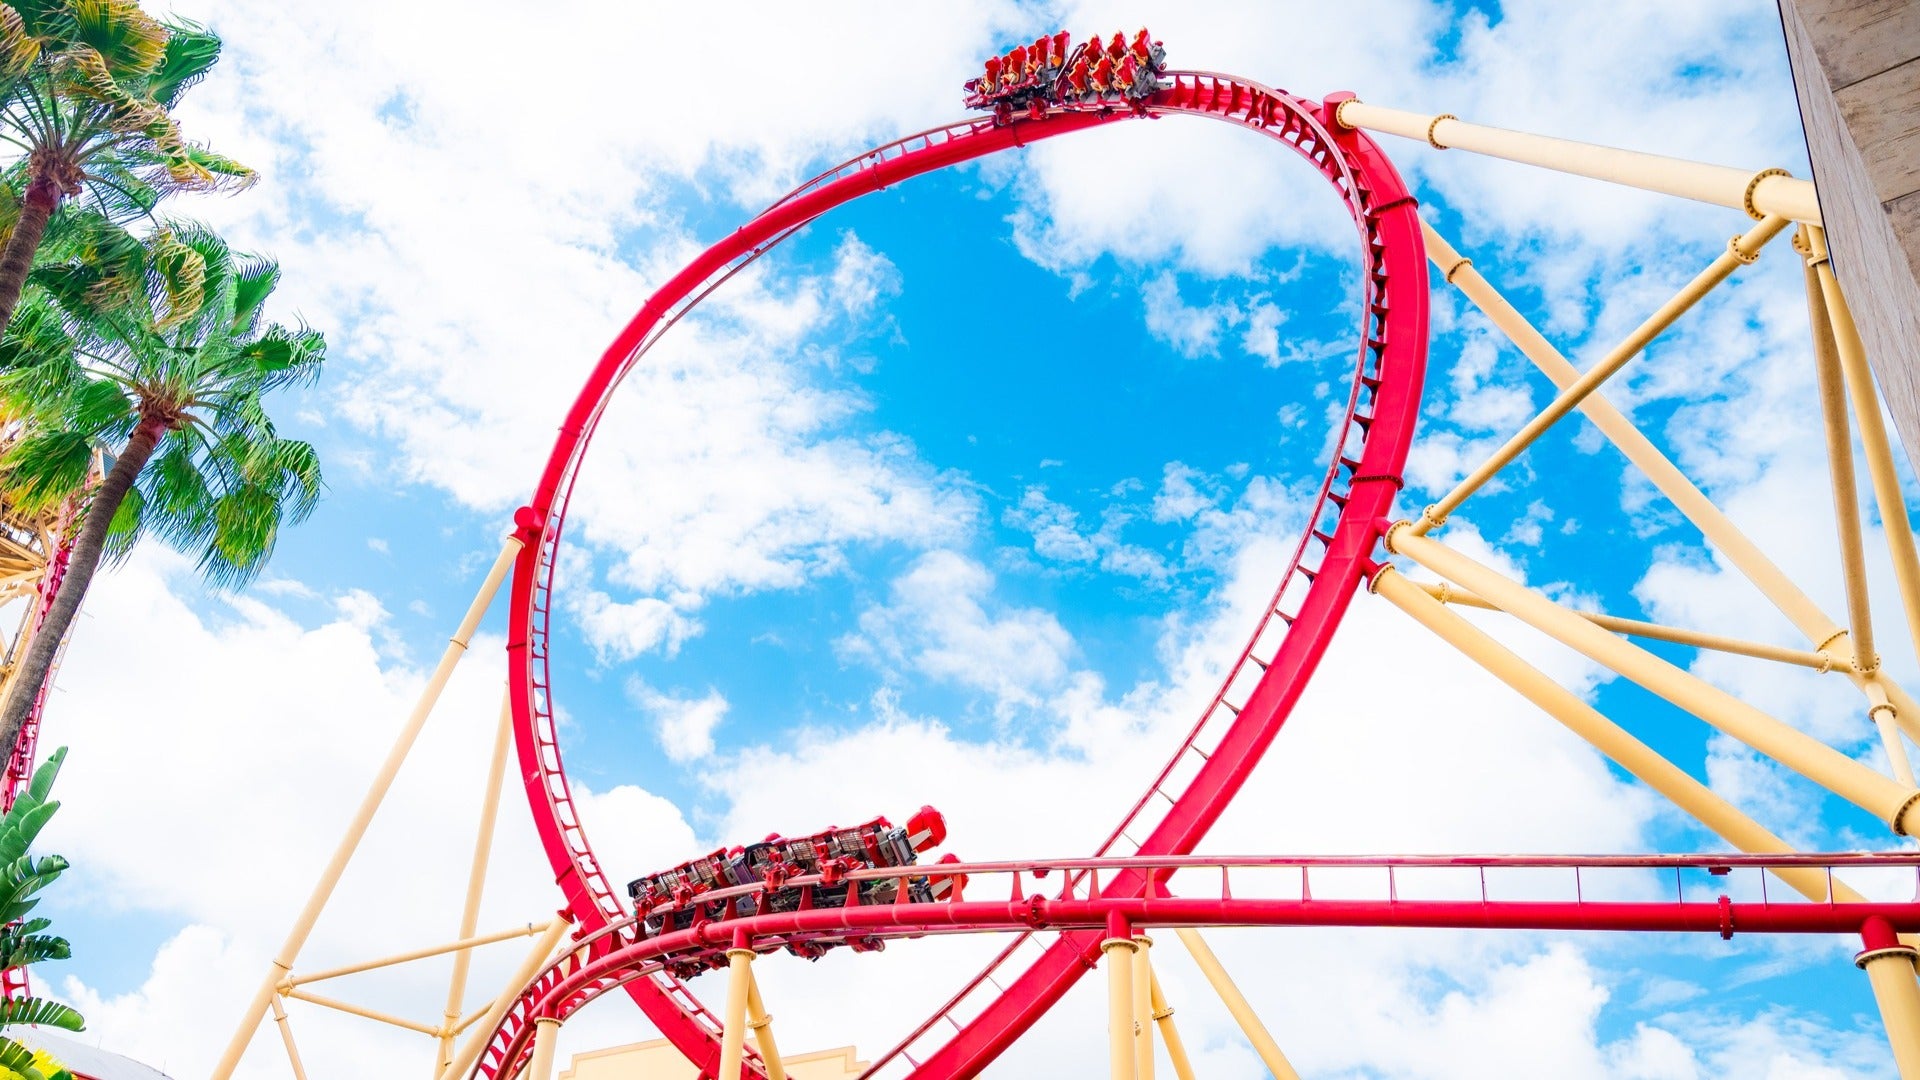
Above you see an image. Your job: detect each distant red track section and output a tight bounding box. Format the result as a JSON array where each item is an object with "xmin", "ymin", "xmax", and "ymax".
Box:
[
  {"xmin": 473, "ymin": 853, "xmax": 1920, "ymax": 1076},
  {"xmin": 504, "ymin": 72, "xmax": 1429, "ymax": 1079}
]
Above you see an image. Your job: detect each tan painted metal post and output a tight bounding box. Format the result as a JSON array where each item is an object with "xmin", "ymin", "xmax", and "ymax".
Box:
[
  {"xmin": 439, "ymin": 915, "xmax": 573, "ymax": 1080},
  {"xmin": 1868, "ymin": 681, "xmax": 1920, "ymax": 787},
  {"xmin": 1412, "ymin": 580, "xmax": 1833, "ymax": 668},
  {"xmin": 441, "ymin": 692, "xmax": 518, "ymax": 1072},
  {"xmin": 746, "ymin": 973, "xmax": 788, "ymax": 1080},
  {"xmin": 1148, "ymin": 973, "xmax": 1196, "ymax": 1080},
  {"xmin": 1174, "ymin": 928, "xmax": 1301, "ymax": 1080},
  {"xmin": 215, "ymin": 536, "xmax": 524, "ymax": 1080},
  {"xmin": 269, "ymin": 996, "xmax": 311, "ymax": 1080},
  {"xmin": 1102, "ymin": 935, "xmax": 1139, "ymax": 1080},
  {"xmin": 1376, "ymin": 568, "xmax": 1847, "ymax": 901},
  {"xmin": 1132, "ymin": 935, "xmax": 1155, "ymax": 1080},
  {"xmin": 1859, "ymin": 919, "xmax": 1920, "ymax": 1078},
  {"xmin": 1420, "ymin": 221, "xmax": 1850, "ymax": 656},
  {"xmin": 718, "ymin": 946, "xmax": 757, "ymax": 1080},
  {"xmin": 527, "ymin": 1017, "xmax": 561, "ymax": 1080},
  {"xmin": 1333, "ymin": 99, "xmax": 1820, "ymax": 223},
  {"xmin": 1803, "ymin": 230, "xmax": 1880, "ymax": 672},
  {"xmin": 1388, "ymin": 527, "xmax": 1920, "ymax": 834},
  {"xmin": 1412, "ymin": 214, "xmax": 1788, "ymax": 535},
  {"xmin": 1812, "ymin": 227, "xmax": 1920, "ymax": 677},
  {"xmin": 287, "ymin": 922, "xmax": 551, "ymax": 987}
]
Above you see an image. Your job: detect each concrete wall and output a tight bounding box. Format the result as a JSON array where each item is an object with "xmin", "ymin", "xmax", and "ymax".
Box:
[{"xmin": 1780, "ymin": 0, "xmax": 1920, "ymax": 461}]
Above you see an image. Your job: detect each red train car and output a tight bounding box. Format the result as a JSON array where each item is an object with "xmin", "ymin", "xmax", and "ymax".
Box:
[{"xmin": 626, "ymin": 807, "xmax": 960, "ymax": 958}]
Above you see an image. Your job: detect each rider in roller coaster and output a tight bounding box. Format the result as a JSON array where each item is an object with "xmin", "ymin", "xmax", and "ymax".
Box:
[
  {"xmin": 963, "ymin": 27, "xmax": 1167, "ymax": 123},
  {"xmin": 626, "ymin": 807, "xmax": 966, "ymax": 973}
]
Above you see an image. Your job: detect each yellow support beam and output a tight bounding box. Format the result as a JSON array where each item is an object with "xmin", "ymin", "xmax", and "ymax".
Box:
[
  {"xmin": 1334, "ymin": 99, "xmax": 1820, "ymax": 223},
  {"xmin": 1377, "ymin": 567, "xmax": 1852, "ymax": 902},
  {"xmin": 441, "ymin": 693, "xmax": 519, "ymax": 1073},
  {"xmin": 1132, "ymin": 936, "xmax": 1155, "ymax": 1080},
  {"xmin": 1420, "ymin": 220, "xmax": 1851, "ymax": 657},
  {"xmin": 1148, "ymin": 973, "xmax": 1196, "ymax": 1080},
  {"xmin": 746, "ymin": 972, "xmax": 788, "ymax": 1080},
  {"xmin": 1413, "ymin": 580, "xmax": 1833, "ymax": 669},
  {"xmin": 1387, "ymin": 527, "xmax": 1920, "ymax": 835},
  {"xmin": 1412, "ymin": 214, "xmax": 1789, "ymax": 535},
  {"xmin": 1174, "ymin": 928, "xmax": 1300, "ymax": 1080},
  {"xmin": 268, "ymin": 996, "xmax": 310, "ymax": 1080},
  {"xmin": 1102, "ymin": 935, "xmax": 1138, "ymax": 1080},
  {"xmin": 718, "ymin": 946, "xmax": 756, "ymax": 1080},
  {"xmin": 281, "ymin": 987, "xmax": 440, "ymax": 1037},
  {"xmin": 438, "ymin": 915, "xmax": 573, "ymax": 1080},
  {"xmin": 527, "ymin": 1017, "xmax": 561, "ymax": 1080},
  {"xmin": 1812, "ymin": 227, "xmax": 1920, "ymax": 679},
  {"xmin": 285, "ymin": 922, "xmax": 550, "ymax": 988},
  {"xmin": 216, "ymin": 536, "xmax": 525, "ymax": 1080},
  {"xmin": 1803, "ymin": 227, "xmax": 1881, "ymax": 673}
]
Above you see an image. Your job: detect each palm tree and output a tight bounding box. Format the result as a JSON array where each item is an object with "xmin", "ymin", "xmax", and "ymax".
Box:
[
  {"xmin": 0, "ymin": 746, "xmax": 83, "ymax": 1080},
  {"xmin": 0, "ymin": 223, "xmax": 324, "ymax": 752},
  {"xmin": 0, "ymin": 2, "xmax": 253, "ymax": 335}
]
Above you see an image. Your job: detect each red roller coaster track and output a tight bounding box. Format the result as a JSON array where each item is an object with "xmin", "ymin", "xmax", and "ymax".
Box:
[{"xmin": 503, "ymin": 73, "xmax": 1428, "ymax": 1078}]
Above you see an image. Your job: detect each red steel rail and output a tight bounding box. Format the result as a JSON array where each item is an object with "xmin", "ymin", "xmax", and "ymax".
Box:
[
  {"xmin": 472, "ymin": 852, "xmax": 1920, "ymax": 1077},
  {"xmin": 503, "ymin": 72, "xmax": 1429, "ymax": 1079}
]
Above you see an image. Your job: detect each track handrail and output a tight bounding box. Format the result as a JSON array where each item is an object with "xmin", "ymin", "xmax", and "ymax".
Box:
[
  {"xmin": 469, "ymin": 849, "xmax": 1920, "ymax": 1076},
  {"xmin": 501, "ymin": 71, "xmax": 1429, "ymax": 1079}
]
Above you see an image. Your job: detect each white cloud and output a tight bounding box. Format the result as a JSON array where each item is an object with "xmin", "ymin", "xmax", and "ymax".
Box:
[
  {"xmin": 838, "ymin": 550, "xmax": 1076, "ymax": 718},
  {"xmin": 628, "ymin": 682, "xmax": 729, "ymax": 764}
]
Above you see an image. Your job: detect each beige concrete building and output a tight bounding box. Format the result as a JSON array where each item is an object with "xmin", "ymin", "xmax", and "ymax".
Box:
[
  {"xmin": 557, "ymin": 1039, "xmax": 865, "ymax": 1079},
  {"xmin": 1780, "ymin": 1, "xmax": 1920, "ymax": 458}
]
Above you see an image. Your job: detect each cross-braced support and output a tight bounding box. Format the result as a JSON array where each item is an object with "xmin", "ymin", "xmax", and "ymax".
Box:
[
  {"xmin": 1376, "ymin": 169, "xmax": 1920, "ymax": 1068},
  {"xmin": 212, "ymin": 533, "xmax": 575, "ymax": 1080},
  {"xmin": 1175, "ymin": 928, "xmax": 1300, "ymax": 1080}
]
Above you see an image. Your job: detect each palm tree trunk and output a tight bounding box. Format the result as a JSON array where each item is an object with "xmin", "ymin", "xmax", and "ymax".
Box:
[
  {"xmin": 0, "ymin": 173, "xmax": 60, "ymax": 337},
  {"xmin": 0, "ymin": 420, "xmax": 163, "ymax": 758}
]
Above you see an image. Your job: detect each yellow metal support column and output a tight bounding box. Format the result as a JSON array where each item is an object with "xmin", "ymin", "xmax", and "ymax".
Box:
[
  {"xmin": 746, "ymin": 974, "xmax": 788, "ymax": 1080},
  {"xmin": 1102, "ymin": 934, "xmax": 1139, "ymax": 1080},
  {"xmin": 1174, "ymin": 928, "xmax": 1300, "ymax": 1080},
  {"xmin": 1812, "ymin": 226, "xmax": 1920, "ymax": 678},
  {"xmin": 1148, "ymin": 973, "xmax": 1196, "ymax": 1080},
  {"xmin": 1803, "ymin": 228, "xmax": 1880, "ymax": 673},
  {"xmin": 527, "ymin": 1016, "xmax": 561, "ymax": 1080},
  {"xmin": 718, "ymin": 945, "xmax": 756, "ymax": 1080},
  {"xmin": 215, "ymin": 536, "xmax": 524, "ymax": 1080},
  {"xmin": 268, "ymin": 996, "xmax": 310, "ymax": 1080},
  {"xmin": 1413, "ymin": 214, "xmax": 1788, "ymax": 535},
  {"xmin": 1333, "ymin": 99, "xmax": 1820, "ymax": 222},
  {"xmin": 438, "ymin": 915, "xmax": 573, "ymax": 1080},
  {"xmin": 1388, "ymin": 527, "xmax": 1920, "ymax": 835},
  {"xmin": 1420, "ymin": 221, "xmax": 1851, "ymax": 657},
  {"xmin": 441, "ymin": 693, "xmax": 518, "ymax": 1073},
  {"xmin": 1859, "ymin": 918, "xmax": 1920, "ymax": 1078},
  {"xmin": 1376, "ymin": 567, "xmax": 1846, "ymax": 901},
  {"xmin": 1132, "ymin": 935, "xmax": 1155, "ymax": 1080}
]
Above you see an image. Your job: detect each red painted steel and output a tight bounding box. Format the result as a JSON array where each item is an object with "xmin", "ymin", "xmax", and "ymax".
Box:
[
  {"xmin": 504, "ymin": 73, "xmax": 1429, "ymax": 1080},
  {"xmin": 470, "ymin": 852, "xmax": 1920, "ymax": 1077},
  {"xmin": 0, "ymin": 527, "xmax": 75, "ymax": 1003}
]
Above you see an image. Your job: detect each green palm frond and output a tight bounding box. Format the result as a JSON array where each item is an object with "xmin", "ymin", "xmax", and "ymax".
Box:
[
  {"xmin": 0, "ymin": 996, "xmax": 82, "ymax": 1032},
  {"xmin": 0, "ymin": 429, "xmax": 90, "ymax": 513},
  {"xmin": 64, "ymin": 0, "xmax": 163, "ymax": 78},
  {"xmin": 0, "ymin": 922, "xmax": 69, "ymax": 971},
  {"xmin": 0, "ymin": 4, "xmax": 43, "ymax": 85},
  {"xmin": 146, "ymin": 17, "xmax": 217, "ymax": 108},
  {"xmin": 0, "ymin": 1036, "xmax": 48, "ymax": 1080}
]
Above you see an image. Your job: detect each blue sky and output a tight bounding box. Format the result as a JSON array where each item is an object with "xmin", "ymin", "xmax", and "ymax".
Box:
[{"xmin": 15, "ymin": 1, "xmax": 1919, "ymax": 1076}]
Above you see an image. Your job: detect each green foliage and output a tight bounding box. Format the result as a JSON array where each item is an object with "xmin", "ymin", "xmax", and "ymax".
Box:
[
  {"xmin": 1, "ymin": 222, "xmax": 326, "ymax": 585},
  {"xmin": 0, "ymin": 2, "xmax": 251, "ymax": 201},
  {"xmin": 0, "ymin": 749, "xmax": 83, "ymax": 1080}
]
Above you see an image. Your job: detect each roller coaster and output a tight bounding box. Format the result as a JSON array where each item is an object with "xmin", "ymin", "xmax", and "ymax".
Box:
[{"xmin": 202, "ymin": 28, "xmax": 1920, "ymax": 1080}]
